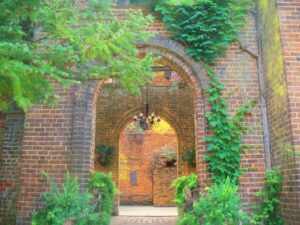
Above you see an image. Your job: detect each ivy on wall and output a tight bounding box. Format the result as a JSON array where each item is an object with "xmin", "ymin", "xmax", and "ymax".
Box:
[
  {"xmin": 155, "ymin": 0, "xmax": 252, "ymax": 63},
  {"xmin": 153, "ymin": 0, "xmax": 254, "ymax": 183},
  {"xmin": 204, "ymin": 66, "xmax": 255, "ymax": 183}
]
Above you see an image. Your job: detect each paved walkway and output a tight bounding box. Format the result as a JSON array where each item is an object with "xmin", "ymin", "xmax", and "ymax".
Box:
[{"xmin": 110, "ymin": 206, "xmax": 178, "ymax": 225}]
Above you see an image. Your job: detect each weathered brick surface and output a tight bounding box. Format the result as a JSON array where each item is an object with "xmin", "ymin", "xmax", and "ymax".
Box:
[{"xmin": 257, "ymin": 0, "xmax": 300, "ymax": 223}]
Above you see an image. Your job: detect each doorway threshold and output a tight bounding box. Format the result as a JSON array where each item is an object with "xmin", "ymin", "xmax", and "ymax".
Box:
[{"xmin": 119, "ymin": 206, "xmax": 178, "ymax": 216}]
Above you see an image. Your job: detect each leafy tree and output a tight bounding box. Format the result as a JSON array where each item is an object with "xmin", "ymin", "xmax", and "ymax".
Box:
[{"xmin": 0, "ymin": 0, "xmax": 156, "ymax": 111}]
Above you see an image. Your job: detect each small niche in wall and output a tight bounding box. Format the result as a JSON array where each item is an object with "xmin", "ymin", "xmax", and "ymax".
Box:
[{"xmin": 130, "ymin": 171, "xmax": 137, "ymax": 186}]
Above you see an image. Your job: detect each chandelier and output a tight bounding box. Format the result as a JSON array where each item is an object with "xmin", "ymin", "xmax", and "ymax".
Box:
[
  {"xmin": 133, "ymin": 66, "xmax": 171, "ymax": 130},
  {"xmin": 133, "ymin": 86, "xmax": 161, "ymax": 130}
]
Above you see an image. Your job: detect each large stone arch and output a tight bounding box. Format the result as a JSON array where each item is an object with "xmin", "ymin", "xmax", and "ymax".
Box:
[{"xmin": 70, "ymin": 37, "xmax": 210, "ymax": 190}]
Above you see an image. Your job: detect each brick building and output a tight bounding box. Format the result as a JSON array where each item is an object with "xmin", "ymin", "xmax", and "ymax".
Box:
[{"xmin": 0, "ymin": 0, "xmax": 299, "ymax": 224}]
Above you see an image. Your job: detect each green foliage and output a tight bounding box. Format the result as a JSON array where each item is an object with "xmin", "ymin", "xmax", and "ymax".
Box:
[
  {"xmin": 204, "ymin": 65, "xmax": 255, "ymax": 184},
  {"xmin": 192, "ymin": 178, "xmax": 249, "ymax": 225},
  {"xmin": 82, "ymin": 172, "xmax": 117, "ymax": 225},
  {"xmin": 31, "ymin": 172, "xmax": 91, "ymax": 225},
  {"xmin": 95, "ymin": 145, "xmax": 118, "ymax": 167},
  {"xmin": 155, "ymin": 0, "xmax": 252, "ymax": 63},
  {"xmin": 251, "ymin": 168, "xmax": 283, "ymax": 225},
  {"xmin": 171, "ymin": 173, "xmax": 199, "ymax": 208},
  {"xmin": 31, "ymin": 171, "xmax": 117, "ymax": 225},
  {"xmin": 177, "ymin": 179, "xmax": 248, "ymax": 225},
  {"xmin": 176, "ymin": 212, "xmax": 199, "ymax": 225},
  {"xmin": 182, "ymin": 148, "xmax": 196, "ymax": 168},
  {"xmin": 0, "ymin": 0, "xmax": 156, "ymax": 112}
]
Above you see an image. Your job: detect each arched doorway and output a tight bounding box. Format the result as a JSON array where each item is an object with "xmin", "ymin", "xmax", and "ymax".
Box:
[
  {"xmin": 94, "ymin": 60, "xmax": 198, "ymax": 213},
  {"xmin": 70, "ymin": 38, "xmax": 208, "ymax": 215}
]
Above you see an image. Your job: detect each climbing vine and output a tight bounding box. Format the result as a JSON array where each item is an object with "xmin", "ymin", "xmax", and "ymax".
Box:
[
  {"xmin": 155, "ymin": 0, "xmax": 252, "ymax": 63},
  {"xmin": 153, "ymin": 0, "xmax": 254, "ymax": 183},
  {"xmin": 204, "ymin": 65, "xmax": 255, "ymax": 183}
]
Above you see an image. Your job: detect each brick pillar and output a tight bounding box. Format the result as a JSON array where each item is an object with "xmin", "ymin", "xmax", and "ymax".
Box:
[
  {"xmin": 71, "ymin": 83, "xmax": 97, "ymax": 188},
  {"xmin": 0, "ymin": 112, "xmax": 24, "ymax": 224}
]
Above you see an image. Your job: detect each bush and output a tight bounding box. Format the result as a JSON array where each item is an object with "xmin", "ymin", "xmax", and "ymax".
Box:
[
  {"xmin": 177, "ymin": 178, "xmax": 248, "ymax": 225},
  {"xmin": 171, "ymin": 173, "xmax": 199, "ymax": 209},
  {"xmin": 251, "ymin": 168, "xmax": 283, "ymax": 225},
  {"xmin": 31, "ymin": 172, "xmax": 117, "ymax": 225},
  {"xmin": 77, "ymin": 172, "xmax": 117, "ymax": 225},
  {"xmin": 193, "ymin": 178, "xmax": 248, "ymax": 225},
  {"xmin": 31, "ymin": 172, "xmax": 91, "ymax": 225}
]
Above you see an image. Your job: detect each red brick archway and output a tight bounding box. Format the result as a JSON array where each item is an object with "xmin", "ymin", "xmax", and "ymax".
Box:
[{"xmin": 69, "ymin": 38, "xmax": 210, "ymax": 206}]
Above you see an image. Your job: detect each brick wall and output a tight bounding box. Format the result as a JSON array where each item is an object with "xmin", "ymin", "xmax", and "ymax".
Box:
[
  {"xmin": 276, "ymin": 1, "xmax": 300, "ymax": 223},
  {"xmin": 153, "ymin": 167, "xmax": 176, "ymax": 207},
  {"xmin": 15, "ymin": 85, "xmax": 75, "ymax": 224},
  {"xmin": 256, "ymin": 0, "xmax": 300, "ymax": 223}
]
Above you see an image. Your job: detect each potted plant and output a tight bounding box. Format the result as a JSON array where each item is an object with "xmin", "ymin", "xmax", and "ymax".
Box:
[
  {"xmin": 182, "ymin": 148, "xmax": 196, "ymax": 168},
  {"xmin": 160, "ymin": 146, "xmax": 177, "ymax": 167},
  {"xmin": 95, "ymin": 145, "xmax": 118, "ymax": 167}
]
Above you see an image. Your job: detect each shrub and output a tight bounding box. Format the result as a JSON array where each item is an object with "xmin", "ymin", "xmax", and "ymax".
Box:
[
  {"xmin": 31, "ymin": 172, "xmax": 117, "ymax": 225},
  {"xmin": 171, "ymin": 173, "xmax": 199, "ymax": 209},
  {"xmin": 193, "ymin": 178, "xmax": 248, "ymax": 225},
  {"xmin": 31, "ymin": 172, "xmax": 91, "ymax": 225},
  {"xmin": 177, "ymin": 212, "xmax": 199, "ymax": 225},
  {"xmin": 251, "ymin": 168, "xmax": 283, "ymax": 225},
  {"xmin": 77, "ymin": 172, "xmax": 117, "ymax": 225},
  {"xmin": 176, "ymin": 178, "xmax": 248, "ymax": 225}
]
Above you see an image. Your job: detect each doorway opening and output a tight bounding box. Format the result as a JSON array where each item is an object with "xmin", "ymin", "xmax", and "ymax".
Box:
[{"xmin": 119, "ymin": 120, "xmax": 178, "ymax": 207}]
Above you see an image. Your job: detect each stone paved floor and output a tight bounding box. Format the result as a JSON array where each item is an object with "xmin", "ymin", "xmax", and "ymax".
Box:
[
  {"xmin": 119, "ymin": 206, "xmax": 178, "ymax": 216},
  {"xmin": 110, "ymin": 216, "xmax": 178, "ymax": 225},
  {"xmin": 110, "ymin": 206, "xmax": 178, "ymax": 225}
]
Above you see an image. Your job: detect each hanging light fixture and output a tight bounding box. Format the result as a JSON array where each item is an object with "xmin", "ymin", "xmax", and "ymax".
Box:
[
  {"xmin": 133, "ymin": 66, "xmax": 171, "ymax": 130},
  {"xmin": 133, "ymin": 86, "xmax": 161, "ymax": 130}
]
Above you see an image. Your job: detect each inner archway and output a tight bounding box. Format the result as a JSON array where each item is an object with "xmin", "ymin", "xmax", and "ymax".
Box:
[
  {"xmin": 94, "ymin": 59, "xmax": 198, "ymax": 215},
  {"xmin": 119, "ymin": 120, "xmax": 178, "ymax": 207}
]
